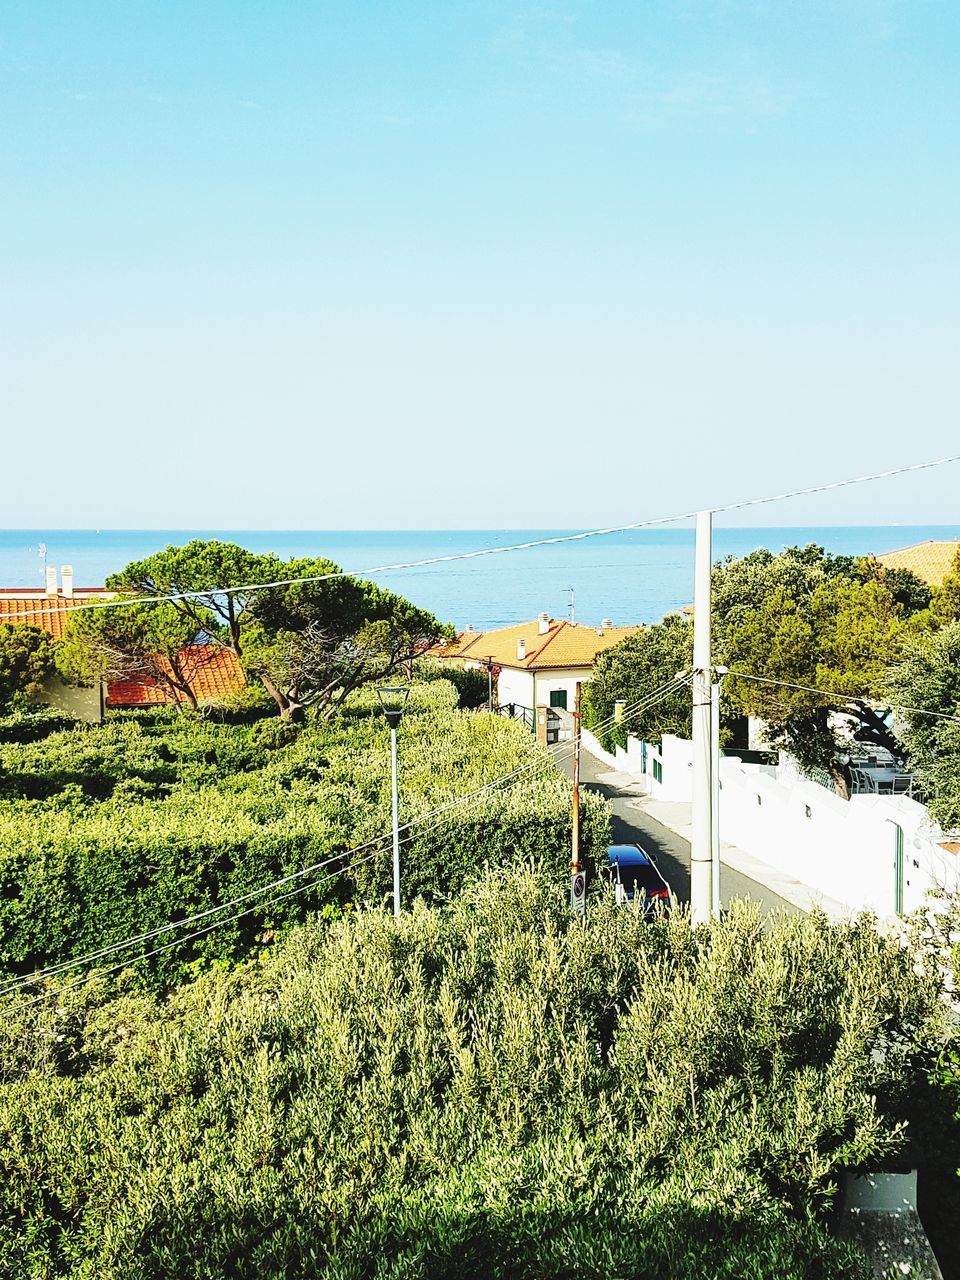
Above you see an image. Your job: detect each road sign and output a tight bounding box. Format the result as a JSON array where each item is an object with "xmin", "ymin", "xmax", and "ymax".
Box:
[{"xmin": 570, "ymin": 870, "xmax": 586, "ymax": 916}]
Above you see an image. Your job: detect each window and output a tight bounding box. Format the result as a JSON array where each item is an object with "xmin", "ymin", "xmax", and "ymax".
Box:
[
  {"xmin": 653, "ymin": 759, "xmax": 663, "ymax": 784},
  {"xmin": 549, "ymin": 689, "xmax": 568, "ymax": 710}
]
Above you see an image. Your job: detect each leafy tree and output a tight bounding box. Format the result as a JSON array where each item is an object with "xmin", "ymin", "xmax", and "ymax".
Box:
[
  {"xmin": 583, "ymin": 615, "xmax": 693, "ymax": 748},
  {"xmin": 0, "ymin": 624, "xmax": 55, "ymax": 708},
  {"xmin": 888, "ymin": 622, "xmax": 960, "ymax": 828},
  {"xmin": 58, "ymin": 601, "xmax": 219, "ymax": 713},
  {"xmin": 241, "ymin": 563, "xmax": 452, "ymax": 719},
  {"xmin": 882, "ymin": 566, "xmax": 933, "ymax": 617},
  {"xmin": 722, "ymin": 575, "xmax": 902, "ymax": 786},
  {"xmin": 106, "ymin": 540, "xmax": 281, "ymax": 657},
  {"xmin": 932, "ymin": 546, "xmax": 960, "ymax": 623},
  {"xmin": 711, "ymin": 544, "xmax": 856, "ymax": 642},
  {"xmin": 107, "ymin": 542, "xmax": 451, "ymax": 719}
]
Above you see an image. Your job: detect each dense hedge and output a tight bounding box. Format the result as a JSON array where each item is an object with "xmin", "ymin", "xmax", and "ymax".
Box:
[
  {"xmin": 0, "ymin": 865, "xmax": 947, "ymax": 1279},
  {"xmin": 0, "ymin": 684, "xmax": 607, "ymax": 989}
]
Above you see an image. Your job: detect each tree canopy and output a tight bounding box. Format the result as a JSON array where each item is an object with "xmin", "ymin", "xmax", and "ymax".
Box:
[
  {"xmin": 64, "ymin": 541, "xmax": 451, "ymax": 718},
  {"xmin": 240, "ymin": 559, "xmax": 454, "ymax": 718},
  {"xmin": 888, "ymin": 621, "xmax": 960, "ymax": 829},
  {"xmin": 583, "ymin": 615, "xmax": 692, "ymax": 748},
  {"xmin": 58, "ymin": 601, "xmax": 217, "ymax": 712},
  {"xmin": 588, "ymin": 545, "xmax": 924, "ymax": 793},
  {"xmin": 0, "ymin": 624, "xmax": 55, "ymax": 709}
]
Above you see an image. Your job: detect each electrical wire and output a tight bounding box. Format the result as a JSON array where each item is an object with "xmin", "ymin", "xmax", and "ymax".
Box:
[
  {"xmin": 724, "ymin": 669, "xmax": 960, "ymax": 726},
  {"xmin": 9, "ymin": 452, "xmax": 960, "ymax": 624},
  {"xmin": 0, "ymin": 674, "xmax": 692, "ymax": 1000},
  {"xmin": 5, "ymin": 848, "xmax": 383, "ymax": 1016}
]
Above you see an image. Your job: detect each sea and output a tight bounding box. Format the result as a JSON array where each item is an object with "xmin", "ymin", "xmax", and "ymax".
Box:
[{"xmin": 1, "ymin": 527, "xmax": 957, "ymax": 631}]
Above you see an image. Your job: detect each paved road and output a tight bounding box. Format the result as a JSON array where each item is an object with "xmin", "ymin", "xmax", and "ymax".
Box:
[{"xmin": 559, "ymin": 747, "xmax": 798, "ymax": 914}]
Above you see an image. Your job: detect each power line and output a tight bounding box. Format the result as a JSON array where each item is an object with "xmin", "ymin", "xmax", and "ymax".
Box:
[
  {"xmin": 9, "ymin": 452, "xmax": 960, "ymax": 625},
  {"xmin": 0, "ymin": 674, "xmax": 692, "ymax": 1001},
  {"xmin": 5, "ymin": 848, "xmax": 383, "ymax": 1016},
  {"xmin": 725, "ymin": 669, "xmax": 960, "ymax": 726}
]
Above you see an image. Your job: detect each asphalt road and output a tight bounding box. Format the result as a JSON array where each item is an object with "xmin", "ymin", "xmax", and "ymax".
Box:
[{"xmin": 559, "ymin": 746, "xmax": 798, "ymax": 914}]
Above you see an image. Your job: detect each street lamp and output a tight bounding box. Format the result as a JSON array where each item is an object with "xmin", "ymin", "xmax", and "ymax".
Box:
[{"xmin": 376, "ymin": 685, "xmax": 410, "ymax": 916}]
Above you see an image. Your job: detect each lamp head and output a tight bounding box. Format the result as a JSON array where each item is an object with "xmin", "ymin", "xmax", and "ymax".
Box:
[{"xmin": 377, "ymin": 685, "xmax": 410, "ymax": 728}]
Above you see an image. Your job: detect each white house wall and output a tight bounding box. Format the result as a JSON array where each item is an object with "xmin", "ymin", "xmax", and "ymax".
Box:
[
  {"xmin": 490, "ymin": 666, "xmax": 595, "ymax": 711},
  {"xmin": 617, "ymin": 734, "xmax": 958, "ymax": 916},
  {"xmin": 495, "ymin": 667, "xmax": 536, "ymax": 709}
]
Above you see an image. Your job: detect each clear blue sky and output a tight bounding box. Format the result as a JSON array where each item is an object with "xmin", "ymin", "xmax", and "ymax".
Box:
[{"xmin": 2, "ymin": 1, "xmax": 958, "ymax": 529}]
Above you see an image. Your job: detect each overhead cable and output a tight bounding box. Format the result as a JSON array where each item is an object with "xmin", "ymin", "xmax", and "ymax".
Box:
[
  {"xmin": 10, "ymin": 452, "xmax": 960, "ymax": 623},
  {"xmin": 725, "ymin": 669, "xmax": 960, "ymax": 726},
  {"xmin": 1, "ymin": 674, "xmax": 692, "ymax": 1000}
]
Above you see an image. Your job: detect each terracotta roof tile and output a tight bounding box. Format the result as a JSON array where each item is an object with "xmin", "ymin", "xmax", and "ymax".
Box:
[
  {"xmin": 876, "ymin": 541, "xmax": 960, "ymax": 588},
  {"xmin": 429, "ymin": 618, "xmax": 641, "ymax": 671},
  {"xmin": 0, "ymin": 588, "xmax": 245, "ymax": 707},
  {"xmin": 0, "ymin": 590, "xmax": 116, "ymax": 641},
  {"xmin": 106, "ymin": 647, "xmax": 246, "ymax": 707}
]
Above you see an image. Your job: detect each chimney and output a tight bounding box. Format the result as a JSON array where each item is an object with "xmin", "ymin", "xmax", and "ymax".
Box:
[
  {"xmin": 46, "ymin": 565, "xmax": 58, "ymax": 596},
  {"xmin": 61, "ymin": 566, "xmax": 74, "ymax": 599},
  {"xmin": 538, "ymin": 612, "xmax": 550, "ymax": 635},
  {"xmin": 517, "ymin": 638, "xmax": 526, "ymax": 661},
  {"xmin": 464, "ymin": 623, "xmax": 474, "ymax": 633},
  {"xmin": 601, "ymin": 618, "xmax": 613, "ymax": 630}
]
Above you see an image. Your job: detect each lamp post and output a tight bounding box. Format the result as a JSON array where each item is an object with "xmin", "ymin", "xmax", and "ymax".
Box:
[{"xmin": 377, "ymin": 685, "xmax": 410, "ymax": 917}]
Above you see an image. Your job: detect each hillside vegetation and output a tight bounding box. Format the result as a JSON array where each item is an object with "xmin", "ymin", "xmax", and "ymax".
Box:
[
  {"xmin": 0, "ymin": 682, "xmax": 607, "ymax": 990},
  {"xmin": 1, "ymin": 865, "xmax": 948, "ymax": 1279}
]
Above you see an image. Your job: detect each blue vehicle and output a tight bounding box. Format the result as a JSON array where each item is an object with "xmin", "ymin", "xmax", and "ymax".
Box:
[{"xmin": 606, "ymin": 843, "xmax": 674, "ymax": 911}]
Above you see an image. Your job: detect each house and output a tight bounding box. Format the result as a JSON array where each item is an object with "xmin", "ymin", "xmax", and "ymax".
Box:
[
  {"xmin": 430, "ymin": 613, "xmax": 641, "ymax": 712},
  {"xmin": 0, "ymin": 565, "xmax": 245, "ymax": 715},
  {"xmin": 876, "ymin": 540, "xmax": 960, "ymax": 588},
  {"xmin": 0, "ymin": 566, "xmax": 116, "ymax": 639}
]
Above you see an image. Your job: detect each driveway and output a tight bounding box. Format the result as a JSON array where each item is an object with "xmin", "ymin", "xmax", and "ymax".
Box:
[{"xmin": 558, "ymin": 746, "xmax": 798, "ymax": 914}]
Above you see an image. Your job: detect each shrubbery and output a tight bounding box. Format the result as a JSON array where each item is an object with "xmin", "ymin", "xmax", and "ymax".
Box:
[
  {"xmin": 0, "ymin": 865, "xmax": 946, "ymax": 1279},
  {"xmin": 0, "ymin": 683, "xmax": 607, "ymax": 989}
]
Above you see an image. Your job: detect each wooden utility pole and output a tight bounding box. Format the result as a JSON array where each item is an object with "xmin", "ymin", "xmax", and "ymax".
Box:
[
  {"xmin": 571, "ymin": 681, "xmax": 582, "ymax": 875},
  {"xmin": 485, "ymin": 656, "xmax": 494, "ymax": 712}
]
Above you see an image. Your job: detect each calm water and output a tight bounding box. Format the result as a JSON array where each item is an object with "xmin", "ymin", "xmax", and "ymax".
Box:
[{"xmin": 2, "ymin": 526, "xmax": 957, "ymax": 629}]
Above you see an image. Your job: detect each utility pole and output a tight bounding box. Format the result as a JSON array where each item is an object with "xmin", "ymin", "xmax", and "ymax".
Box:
[
  {"xmin": 710, "ymin": 671, "xmax": 723, "ymax": 918},
  {"xmin": 571, "ymin": 681, "xmax": 582, "ymax": 875},
  {"xmin": 690, "ymin": 510, "xmax": 713, "ymax": 925},
  {"xmin": 485, "ymin": 656, "xmax": 494, "ymax": 712},
  {"xmin": 567, "ymin": 586, "xmax": 575, "ymax": 625}
]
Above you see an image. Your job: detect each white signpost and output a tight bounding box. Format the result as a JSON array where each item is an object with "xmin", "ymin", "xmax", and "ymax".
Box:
[{"xmin": 570, "ymin": 869, "xmax": 586, "ymax": 916}]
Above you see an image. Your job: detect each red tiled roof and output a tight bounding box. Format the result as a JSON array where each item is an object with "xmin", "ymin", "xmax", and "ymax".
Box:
[
  {"xmin": 106, "ymin": 647, "xmax": 246, "ymax": 707},
  {"xmin": 0, "ymin": 590, "xmax": 117, "ymax": 641},
  {"xmin": 429, "ymin": 617, "xmax": 641, "ymax": 671},
  {"xmin": 0, "ymin": 588, "xmax": 246, "ymax": 708}
]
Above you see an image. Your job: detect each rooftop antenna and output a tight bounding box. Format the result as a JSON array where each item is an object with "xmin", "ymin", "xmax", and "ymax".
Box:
[{"xmin": 566, "ymin": 586, "xmax": 575, "ymax": 625}]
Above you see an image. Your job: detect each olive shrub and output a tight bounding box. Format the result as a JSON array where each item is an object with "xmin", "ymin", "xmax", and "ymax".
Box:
[{"xmin": 0, "ymin": 865, "xmax": 945, "ymax": 1279}]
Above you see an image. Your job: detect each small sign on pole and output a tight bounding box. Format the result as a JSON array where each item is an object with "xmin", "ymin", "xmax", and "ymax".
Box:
[{"xmin": 570, "ymin": 869, "xmax": 586, "ymax": 916}]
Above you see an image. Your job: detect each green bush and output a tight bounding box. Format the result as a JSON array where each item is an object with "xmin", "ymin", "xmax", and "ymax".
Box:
[
  {"xmin": 0, "ymin": 866, "xmax": 946, "ymax": 1279},
  {"xmin": 416, "ymin": 659, "xmax": 491, "ymax": 709},
  {"xmin": 249, "ymin": 716, "xmax": 302, "ymax": 751},
  {"xmin": 0, "ymin": 688, "xmax": 607, "ymax": 989}
]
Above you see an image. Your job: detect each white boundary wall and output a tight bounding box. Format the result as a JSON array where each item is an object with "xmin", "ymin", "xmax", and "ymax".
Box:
[{"xmin": 616, "ymin": 734, "xmax": 959, "ymax": 916}]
